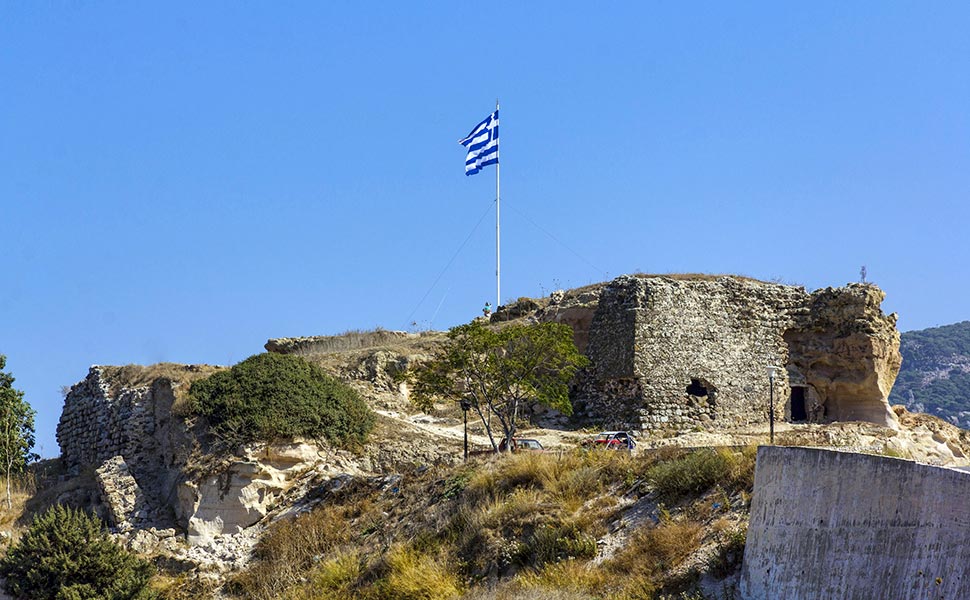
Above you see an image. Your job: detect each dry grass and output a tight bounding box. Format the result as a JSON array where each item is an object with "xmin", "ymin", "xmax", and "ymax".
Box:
[
  {"xmin": 597, "ymin": 519, "xmax": 704, "ymax": 598},
  {"xmin": 465, "ymin": 450, "xmax": 651, "ymax": 506},
  {"xmin": 276, "ymin": 545, "xmax": 463, "ymax": 600},
  {"xmin": 98, "ymin": 363, "xmax": 225, "ymax": 395},
  {"xmin": 229, "ymin": 446, "xmax": 744, "ymax": 600},
  {"xmin": 153, "ymin": 573, "xmax": 220, "ymax": 600},
  {"xmin": 630, "ymin": 272, "xmax": 767, "ymax": 284},
  {"xmin": 96, "ymin": 363, "xmax": 226, "ymax": 416},
  {"xmin": 0, "ymin": 474, "xmax": 36, "ymax": 537},
  {"xmin": 228, "ymin": 501, "xmax": 376, "ymax": 599},
  {"xmin": 449, "ymin": 450, "xmax": 658, "ymax": 579},
  {"xmin": 375, "ymin": 545, "xmax": 463, "ymax": 599},
  {"xmin": 511, "ymin": 559, "xmax": 608, "ymax": 596},
  {"xmin": 647, "ymin": 446, "xmax": 756, "ymax": 504},
  {"xmin": 291, "ymin": 551, "xmax": 364, "ymax": 600}
]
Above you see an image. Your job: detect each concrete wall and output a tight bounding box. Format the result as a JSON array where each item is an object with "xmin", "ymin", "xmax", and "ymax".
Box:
[{"xmin": 741, "ymin": 446, "xmax": 970, "ymax": 600}]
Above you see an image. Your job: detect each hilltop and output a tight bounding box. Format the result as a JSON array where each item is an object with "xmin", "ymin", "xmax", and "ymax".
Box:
[{"xmin": 5, "ymin": 274, "xmax": 970, "ymax": 599}]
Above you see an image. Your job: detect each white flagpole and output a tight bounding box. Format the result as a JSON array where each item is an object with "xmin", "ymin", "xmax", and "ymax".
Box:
[{"xmin": 495, "ymin": 99, "xmax": 501, "ymax": 310}]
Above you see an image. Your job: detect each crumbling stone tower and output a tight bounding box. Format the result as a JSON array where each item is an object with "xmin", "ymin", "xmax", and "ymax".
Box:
[{"xmin": 534, "ymin": 275, "xmax": 901, "ymax": 432}]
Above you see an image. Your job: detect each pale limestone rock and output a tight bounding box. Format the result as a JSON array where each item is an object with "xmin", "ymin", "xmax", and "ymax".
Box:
[
  {"xmin": 180, "ymin": 441, "xmax": 360, "ymax": 546},
  {"xmin": 785, "ymin": 284, "xmax": 901, "ymax": 427}
]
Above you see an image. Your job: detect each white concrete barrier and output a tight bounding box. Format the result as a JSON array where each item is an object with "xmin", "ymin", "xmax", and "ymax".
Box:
[{"xmin": 741, "ymin": 446, "xmax": 970, "ymax": 600}]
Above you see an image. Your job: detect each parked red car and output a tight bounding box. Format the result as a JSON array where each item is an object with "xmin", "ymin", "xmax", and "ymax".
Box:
[{"xmin": 583, "ymin": 431, "xmax": 637, "ymax": 452}]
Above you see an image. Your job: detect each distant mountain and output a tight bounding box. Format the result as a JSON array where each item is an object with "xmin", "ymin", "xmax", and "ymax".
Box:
[{"xmin": 889, "ymin": 321, "xmax": 970, "ymax": 428}]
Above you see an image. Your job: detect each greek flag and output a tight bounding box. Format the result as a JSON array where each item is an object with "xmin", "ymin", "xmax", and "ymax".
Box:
[{"xmin": 458, "ymin": 110, "xmax": 499, "ymax": 176}]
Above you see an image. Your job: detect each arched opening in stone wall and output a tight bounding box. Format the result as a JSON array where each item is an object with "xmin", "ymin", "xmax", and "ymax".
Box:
[
  {"xmin": 686, "ymin": 378, "xmax": 711, "ymax": 398},
  {"xmin": 684, "ymin": 377, "xmax": 718, "ymax": 424}
]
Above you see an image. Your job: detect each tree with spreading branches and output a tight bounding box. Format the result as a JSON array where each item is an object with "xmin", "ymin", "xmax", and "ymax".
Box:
[
  {"xmin": 405, "ymin": 320, "xmax": 588, "ymax": 452},
  {"xmin": 0, "ymin": 355, "xmax": 36, "ymax": 510}
]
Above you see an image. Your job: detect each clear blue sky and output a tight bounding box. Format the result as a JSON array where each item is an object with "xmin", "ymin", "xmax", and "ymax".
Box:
[{"xmin": 2, "ymin": 3, "xmax": 968, "ymax": 457}]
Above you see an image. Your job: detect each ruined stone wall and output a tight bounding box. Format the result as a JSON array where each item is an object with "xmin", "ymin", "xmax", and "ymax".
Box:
[
  {"xmin": 741, "ymin": 446, "xmax": 970, "ymax": 600},
  {"xmin": 565, "ymin": 275, "xmax": 901, "ymax": 432},
  {"xmin": 633, "ymin": 277, "xmax": 804, "ymax": 430},
  {"xmin": 56, "ymin": 367, "xmax": 196, "ymax": 527},
  {"xmin": 57, "ymin": 367, "xmax": 157, "ymax": 474},
  {"xmin": 265, "ymin": 330, "xmax": 414, "ymax": 355}
]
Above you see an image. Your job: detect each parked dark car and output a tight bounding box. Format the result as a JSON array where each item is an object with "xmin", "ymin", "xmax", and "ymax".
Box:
[{"xmin": 498, "ymin": 437, "xmax": 545, "ymax": 452}]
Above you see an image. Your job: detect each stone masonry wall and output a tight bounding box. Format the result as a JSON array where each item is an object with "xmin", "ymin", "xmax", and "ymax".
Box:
[
  {"xmin": 632, "ymin": 276, "xmax": 804, "ymax": 430},
  {"xmin": 740, "ymin": 446, "xmax": 970, "ymax": 600},
  {"xmin": 56, "ymin": 367, "xmax": 155, "ymax": 474},
  {"xmin": 566, "ymin": 275, "xmax": 901, "ymax": 432},
  {"xmin": 56, "ymin": 367, "xmax": 195, "ymax": 526}
]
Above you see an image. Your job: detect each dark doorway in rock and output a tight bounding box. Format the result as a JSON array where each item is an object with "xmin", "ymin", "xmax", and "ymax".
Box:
[{"xmin": 790, "ymin": 386, "xmax": 807, "ymax": 422}]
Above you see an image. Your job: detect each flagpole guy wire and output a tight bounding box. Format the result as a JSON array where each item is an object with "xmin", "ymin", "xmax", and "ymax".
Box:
[
  {"xmin": 504, "ymin": 200, "xmax": 608, "ymax": 280},
  {"xmin": 404, "ymin": 202, "xmax": 494, "ymax": 329}
]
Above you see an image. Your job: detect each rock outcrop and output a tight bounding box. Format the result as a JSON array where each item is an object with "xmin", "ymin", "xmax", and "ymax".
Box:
[
  {"xmin": 179, "ymin": 442, "xmax": 365, "ymax": 546},
  {"xmin": 265, "ymin": 330, "xmax": 414, "ymax": 355},
  {"xmin": 784, "ymin": 284, "xmax": 901, "ymax": 426},
  {"xmin": 55, "ymin": 363, "xmax": 457, "ymax": 569}
]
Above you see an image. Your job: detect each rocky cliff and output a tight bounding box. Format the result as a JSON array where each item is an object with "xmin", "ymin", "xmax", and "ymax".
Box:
[{"xmin": 54, "ymin": 364, "xmax": 457, "ymax": 570}]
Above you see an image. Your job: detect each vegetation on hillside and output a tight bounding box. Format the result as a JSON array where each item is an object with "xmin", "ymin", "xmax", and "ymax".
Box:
[
  {"xmin": 889, "ymin": 321, "xmax": 970, "ymax": 426},
  {"xmin": 405, "ymin": 321, "xmax": 588, "ymax": 452},
  {"xmin": 224, "ymin": 446, "xmax": 754, "ymax": 600},
  {"xmin": 0, "ymin": 505, "xmax": 156, "ymax": 600},
  {"xmin": 189, "ymin": 353, "xmax": 375, "ymax": 448},
  {"xmin": 0, "ymin": 355, "xmax": 36, "ymax": 510}
]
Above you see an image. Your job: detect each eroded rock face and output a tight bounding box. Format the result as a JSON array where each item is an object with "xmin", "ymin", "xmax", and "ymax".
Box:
[
  {"xmin": 785, "ymin": 284, "xmax": 901, "ymax": 427},
  {"xmin": 179, "ymin": 442, "xmax": 362, "ymax": 546},
  {"xmin": 535, "ymin": 287, "xmax": 601, "ymax": 354},
  {"xmin": 56, "ymin": 364, "xmax": 455, "ymax": 568}
]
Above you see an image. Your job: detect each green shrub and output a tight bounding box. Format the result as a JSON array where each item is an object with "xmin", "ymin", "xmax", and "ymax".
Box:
[
  {"xmin": 517, "ymin": 522, "xmax": 598, "ymax": 567},
  {"xmin": 190, "ymin": 353, "xmax": 375, "ymax": 447},
  {"xmin": 0, "ymin": 505, "xmax": 155, "ymax": 600}
]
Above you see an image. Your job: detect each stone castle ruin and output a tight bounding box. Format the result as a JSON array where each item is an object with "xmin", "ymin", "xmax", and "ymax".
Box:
[
  {"xmin": 495, "ymin": 274, "xmax": 902, "ymax": 432},
  {"xmin": 52, "ymin": 273, "xmax": 903, "ymax": 563}
]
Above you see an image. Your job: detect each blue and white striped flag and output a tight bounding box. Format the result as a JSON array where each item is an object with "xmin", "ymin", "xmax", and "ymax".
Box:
[{"xmin": 458, "ymin": 110, "xmax": 499, "ymax": 176}]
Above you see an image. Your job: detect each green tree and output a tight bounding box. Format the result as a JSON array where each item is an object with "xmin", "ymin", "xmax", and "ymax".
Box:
[
  {"xmin": 0, "ymin": 354, "xmax": 36, "ymax": 510},
  {"xmin": 0, "ymin": 505, "xmax": 155, "ymax": 600},
  {"xmin": 190, "ymin": 353, "xmax": 375, "ymax": 448},
  {"xmin": 406, "ymin": 321, "xmax": 588, "ymax": 452}
]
